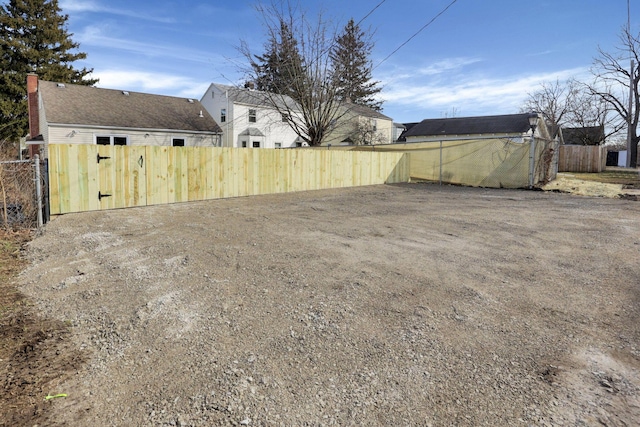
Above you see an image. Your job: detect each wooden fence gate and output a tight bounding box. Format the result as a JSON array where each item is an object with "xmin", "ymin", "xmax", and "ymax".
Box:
[{"xmin": 48, "ymin": 144, "xmax": 409, "ymax": 215}]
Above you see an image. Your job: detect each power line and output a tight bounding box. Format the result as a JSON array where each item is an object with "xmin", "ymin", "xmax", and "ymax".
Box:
[
  {"xmin": 356, "ymin": 0, "xmax": 387, "ymax": 27},
  {"xmin": 374, "ymin": 0, "xmax": 459, "ymax": 70}
]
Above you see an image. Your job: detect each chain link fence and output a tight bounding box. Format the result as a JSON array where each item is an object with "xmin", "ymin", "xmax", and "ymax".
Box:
[
  {"xmin": 0, "ymin": 157, "xmax": 47, "ymax": 230},
  {"xmin": 360, "ymin": 137, "xmax": 558, "ymax": 188}
]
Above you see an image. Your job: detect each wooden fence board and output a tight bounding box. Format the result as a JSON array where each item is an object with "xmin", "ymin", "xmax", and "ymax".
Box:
[
  {"xmin": 558, "ymin": 145, "xmax": 606, "ymax": 173},
  {"xmin": 47, "ymin": 145, "xmax": 409, "ymax": 214}
]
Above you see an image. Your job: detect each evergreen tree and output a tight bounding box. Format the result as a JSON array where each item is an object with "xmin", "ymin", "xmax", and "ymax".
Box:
[
  {"xmin": 330, "ymin": 19, "xmax": 382, "ymax": 111},
  {"xmin": 241, "ymin": 6, "xmax": 375, "ymax": 146},
  {"xmin": 251, "ymin": 20, "xmax": 304, "ymax": 101},
  {"xmin": 0, "ymin": 0, "xmax": 97, "ymax": 144}
]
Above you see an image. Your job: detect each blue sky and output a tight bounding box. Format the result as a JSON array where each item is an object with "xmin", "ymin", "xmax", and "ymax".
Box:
[{"xmin": 49, "ymin": 0, "xmax": 637, "ymax": 122}]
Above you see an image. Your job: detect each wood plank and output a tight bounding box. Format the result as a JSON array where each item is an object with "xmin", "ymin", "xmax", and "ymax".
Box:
[
  {"xmin": 47, "ymin": 144, "xmax": 410, "ymax": 214},
  {"xmin": 47, "ymin": 145, "xmax": 62, "ymax": 215},
  {"xmin": 127, "ymin": 146, "xmax": 146, "ymax": 207}
]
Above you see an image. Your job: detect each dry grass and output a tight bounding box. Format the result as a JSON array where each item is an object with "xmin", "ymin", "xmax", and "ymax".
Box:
[
  {"xmin": 0, "ymin": 230, "xmax": 29, "ymax": 285},
  {"xmin": 568, "ymin": 167, "xmax": 640, "ymax": 189}
]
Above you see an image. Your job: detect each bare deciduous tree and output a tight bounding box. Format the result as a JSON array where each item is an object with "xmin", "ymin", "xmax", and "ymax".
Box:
[
  {"xmin": 238, "ymin": 2, "xmax": 344, "ymax": 146},
  {"xmin": 347, "ymin": 118, "xmax": 387, "ymax": 146},
  {"xmin": 523, "ymin": 78, "xmax": 624, "ymax": 144},
  {"xmin": 239, "ymin": 1, "xmax": 378, "ymax": 146},
  {"xmin": 588, "ymin": 25, "xmax": 640, "ymax": 167},
  {"xmin": 522, "ymin": 79, "xmax": 576, "ymax": 132}
]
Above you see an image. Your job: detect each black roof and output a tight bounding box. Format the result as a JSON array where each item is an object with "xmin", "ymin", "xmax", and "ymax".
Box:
[
  {"xmin": 403, "ymin": 113, "xmax": 534, "ymax": 138},
  {"xmin": 397, "ymin": 122, "xmax": 419, "ymax": 142},
  {"xmin": 562, "ymin": 126, "xmax": 605, "ymax": 145}
]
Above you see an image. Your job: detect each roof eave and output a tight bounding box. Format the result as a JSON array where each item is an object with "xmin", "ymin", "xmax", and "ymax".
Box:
[{"xmin": 47, "ymin": 123, "xmax": 222, "ymax": 135}]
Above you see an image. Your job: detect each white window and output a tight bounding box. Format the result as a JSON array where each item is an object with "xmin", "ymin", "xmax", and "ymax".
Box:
[
  {"xmin": 241, "ymin": 141, "xmax": 247, "ymax": 148},
  {"xmin": 252, "ymin": 141, "xmax": 260, "ymax": 148},
  {"xmin": 275, "ymin": 142, "xmax": 282, "ymax": 148},
  {"xmin": 221, "ymin": 108, "xmax": 226, "ymax": 123},
  {"xmin": 95, "ymin": 135, "xmax": 129, "ymax": 146},
  {"xmin": 248, "ymin": 109, "xmax": 257, "ymax": 123},
  {"xmin": 372, "ymin": 119, "xmax": 377, "ymax": 132},
  {"xmin": 172, "ymin": 138, "xmax": 185, "ymax": 147}
]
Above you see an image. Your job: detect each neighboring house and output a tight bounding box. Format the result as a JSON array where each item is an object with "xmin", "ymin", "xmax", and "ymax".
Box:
[
  {"xmin": 560, "ymin": 126, "xmax": 605, "ymax": 145},
  {"xmin": 26, "ymin": 74, "xmax": 222, "ymax": 158},
  {"xmin": 200, "ymin": 82, "xmax": 395, "ymax": 148},
  {"xmin": 200, "ymin": 83, "xmax": 301, "ymax": 149},
  {"xmin": 396, "ymin": 122, "xmax": 418, "ymax": 142},
  {"xmin": 401, "ymin": 112, "xmax": 552, "ymax": 143},
  {"xmin": 392, "ymin": 123, "xmax": 407, "ymax": 142},
  {"xmin": 322, "ymin": 102, "xmax": 394, "ymax": 146}
]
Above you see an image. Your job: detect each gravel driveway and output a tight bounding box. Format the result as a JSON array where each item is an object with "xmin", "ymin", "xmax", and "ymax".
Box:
[{"xmin": 19, "ymin": 183, "xmax": 640, "ymax": 426}]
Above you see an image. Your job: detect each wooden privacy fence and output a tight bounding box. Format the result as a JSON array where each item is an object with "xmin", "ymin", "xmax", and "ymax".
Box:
[
  {"xmin": 48, "ymin": 144, "xmax": 409, "ymax": 214},
  {"xmin": 558, "ymin": 145, "xmax": 607, "ymax": 173}
]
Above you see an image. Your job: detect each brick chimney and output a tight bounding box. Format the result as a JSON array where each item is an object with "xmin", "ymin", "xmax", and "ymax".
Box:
[{"xmin": 26, "ymin": 73, "xmax": 40, "ymax": 157}]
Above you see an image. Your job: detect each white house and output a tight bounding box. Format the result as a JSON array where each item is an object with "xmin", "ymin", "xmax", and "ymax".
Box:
[
  {"xmin": 26, "ymin": 74, "xmax": 222, "ymax": 158},
  {"xmin": 200, "ymin": 83, "xmax": 302, "ymax": 149}
]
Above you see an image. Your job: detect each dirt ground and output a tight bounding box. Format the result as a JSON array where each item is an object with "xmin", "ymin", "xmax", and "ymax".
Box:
[{"xmin": 4, "ymin": 182, "xmax": 640, "ymax": 426}]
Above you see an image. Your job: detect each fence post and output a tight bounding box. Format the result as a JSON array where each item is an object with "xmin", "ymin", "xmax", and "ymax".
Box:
[
  {"xmin": 528, "ymin": 136, "xmax": 536, "ymax": 188},
  {"xmin": 34, "ymin": 154, "xmax": 43, "ymax": 228},
  {"xmin": 439, "ymin": 140, "xmax": 443, "ymax": 185}
]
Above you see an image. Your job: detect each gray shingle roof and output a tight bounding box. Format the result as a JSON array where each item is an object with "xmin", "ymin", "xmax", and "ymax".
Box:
[
  {"xmin": 239, "ymin": 127, "xmax": 265, "ymax": 137},
  {"xmin": 209, "ymin": 83, "xmax": 299, "ymax": 111},
  {"xmin": 209, "ymin": 83, "xmax": 390, "ymax": 120},
  {"xmin": 39, "ymin": 81, "xmax": 222, "ymax": 133},
  {"xmin": 403, "ymin": 113, "xmax": 534, "ymax": 138},
  {"xmin": 341, "ymin": 102, "xmax": 392, "ymax": 120}
]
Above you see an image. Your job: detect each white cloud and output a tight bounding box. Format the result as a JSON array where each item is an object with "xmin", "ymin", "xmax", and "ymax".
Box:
[
  {"xmin": 415, "ymin": 57, "xmax": 484, "ymax": 76},
  {"xmin": 60, "ymin": 0, "xmax": 175, "ymax": 23},
  {"xmin": 380, "ymin": 57, "xmax": 482, "ymax": 83},
  {"xmin": 381, "ymin": 64, "xmax": 590, "ymax": 118},
  {"xmin": 93, "ymin": 70, "xmax": 208, "ymax": 99},
  {"xmin": 76, "ymin": 26, "xmax": 219, "ymax": 65}
]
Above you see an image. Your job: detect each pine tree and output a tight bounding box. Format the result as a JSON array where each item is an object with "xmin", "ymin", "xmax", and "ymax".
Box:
[
  {"xmin": 0, "ymin": 0, "xmax": 97, "ymax": 145},
  {"xmin": 251, "ymin": 20, "xmax": 304, "ymax": 101},
  {"xmin": 330, "ymin": 19, "xmax": 382, "ymax": 111}
]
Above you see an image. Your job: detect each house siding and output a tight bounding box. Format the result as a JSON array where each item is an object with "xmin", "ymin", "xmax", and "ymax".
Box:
[
  {"xmin": 200, "ymin": 84, "xmax": 301, "ymax": 149},
  {"xmin": 46, "ymin": 125, "xmax": 219, "ymax": 147},
  {"xmin": 406, "ymin": 132, "xmax": 530, "ymax": 143},
  {"xmin": 323, "ymin": 110, "xmax": 394, "ymax": 146},
  {"xmin": 32, "ymin": 78, "xmax": 222, "ymax": 159}
]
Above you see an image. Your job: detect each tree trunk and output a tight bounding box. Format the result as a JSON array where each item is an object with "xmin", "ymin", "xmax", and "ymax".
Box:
[{"xmin": 631, "ymin": 135, "xmax": 639, "ymax": 168}]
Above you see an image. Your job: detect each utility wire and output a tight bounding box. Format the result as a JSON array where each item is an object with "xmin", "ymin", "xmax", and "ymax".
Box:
[
  {"xmin": 356, "ymin": 0, "xmax": 387, "ymax": 26},
  {"xmin": 374, "ymin": 0, "xmax": 459, "ymax": 70}
]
